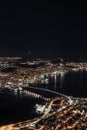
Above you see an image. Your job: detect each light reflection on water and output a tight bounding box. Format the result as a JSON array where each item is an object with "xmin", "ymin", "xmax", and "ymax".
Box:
[
  {"xmin": 0, "ymin": 70, "xmax": 87, "ymax": 126},
  {"xmin": 48, "ymin": 70, "xmax": 87, "ymax": 98}
]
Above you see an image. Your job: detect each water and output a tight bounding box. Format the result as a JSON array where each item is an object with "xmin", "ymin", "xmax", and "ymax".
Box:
[
  {"xmin": 0, "ymin": 93, "xmax": 39, "ymax": 126},
  {"xmin": 48, "ymin": 70, "xmax": 87, "ymax": 98},
  {"xmin": 0, "ymin": 70, "xmax": 87, "ymax": 126}
]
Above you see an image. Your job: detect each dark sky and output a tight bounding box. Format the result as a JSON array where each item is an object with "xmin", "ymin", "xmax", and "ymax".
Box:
[{"xmin": 0, "ymin": 1, "xmax": 87, "ymax": 57}]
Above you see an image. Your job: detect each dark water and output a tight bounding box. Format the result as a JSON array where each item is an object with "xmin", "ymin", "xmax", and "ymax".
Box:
[
  {"xmin": 48, "ymin": 70, "xmax": 87, "ymax": 98},
  {"xmin": 0, "ymin": 70, "xmax": 87, "ymax": 126},
  {"xmin": 0, "ymin": 93, "xmax": 41, "ymax": 126}
]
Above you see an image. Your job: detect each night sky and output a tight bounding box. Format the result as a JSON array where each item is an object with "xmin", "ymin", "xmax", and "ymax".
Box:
[{"xmin": 0, "ymin": 1, "xmax": 87, "ymax": 58}]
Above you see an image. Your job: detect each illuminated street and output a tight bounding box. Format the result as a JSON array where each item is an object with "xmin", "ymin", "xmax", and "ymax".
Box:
[
  {"xmin": 0, "ymin": 57, "xmax": 87, "ymax": 130},
  {"xmin": 1, "ymin": 1, "xmax": 87, "ymax": 129}
]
